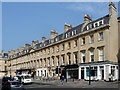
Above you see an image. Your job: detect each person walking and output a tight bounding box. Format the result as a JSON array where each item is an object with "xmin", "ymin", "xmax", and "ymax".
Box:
[{"xmin": 62, "ymin": 75, "xmax": 64, "ymax": 85}]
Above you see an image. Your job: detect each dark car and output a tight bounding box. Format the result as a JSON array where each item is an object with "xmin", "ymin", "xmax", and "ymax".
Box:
[
  {"xmin": 2, "ymin": 81, "xmax": 25, "ymax": 90},
  {"xmin": 2, "ymin": 76, "xmax": 13, "ymax": 85}
]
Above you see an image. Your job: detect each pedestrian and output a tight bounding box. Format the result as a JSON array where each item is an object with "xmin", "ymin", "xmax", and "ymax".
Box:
[
  {"xmin": 111, "ymin": 74, "xmax": 113, "ymax": 82},
  {"xmin": 62, "ymin": 75, "xmax": 64, "ymax": 85},
  {"xmin": 109, "ymin": 74, "xmax": 111, "ymax": 82}
]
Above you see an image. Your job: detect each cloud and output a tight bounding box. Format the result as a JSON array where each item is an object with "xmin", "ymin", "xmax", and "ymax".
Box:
[
  {"xmin": 65, "ymin": 3, "xmax": 94, "ymax": 13},
  {"xmin": 62, "ymin": 2, "xmax": 109, "ymax": 19}
]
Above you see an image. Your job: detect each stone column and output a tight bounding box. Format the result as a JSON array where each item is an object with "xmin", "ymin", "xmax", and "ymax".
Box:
[
  {"xmin": 104, "ymin": 65, "xmax": 106, "ymax": 80},
  {"xmin": 84, "ymin": 67, "xmax": 86, "ymax": 80},
  {"xmin": 97, "ymin": 66, "xmax": 100, "ymax": 80},
  {"xmin": 79, "ymin": 67, "xmax": 81, "ymax": 79}
]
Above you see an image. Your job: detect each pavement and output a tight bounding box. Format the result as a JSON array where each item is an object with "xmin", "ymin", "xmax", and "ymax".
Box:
[{"xmin": 31, "ymin": 78, "xmax": 119, "ymax": 88}]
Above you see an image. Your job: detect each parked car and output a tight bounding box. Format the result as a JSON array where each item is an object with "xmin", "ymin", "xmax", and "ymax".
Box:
[
  {"xmin": 2, "ymin": 76, "xmax": 13, "ymax": 85},
  {"xmin": 2, "ymin": 81, "xmax": 25, "ymax": 90}
]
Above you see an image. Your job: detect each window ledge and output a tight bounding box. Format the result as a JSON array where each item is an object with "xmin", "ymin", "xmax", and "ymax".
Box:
[
  {"xmin": 89, "ymin": 42, "xmax": 94, "ymax": 44},
  {"xmin": 98, "ymin": 39, "xmax": 103, "ymax": 42},
  {"xmin": 81, "ymin": 44, "xmax": 85, "ymax": 46}
]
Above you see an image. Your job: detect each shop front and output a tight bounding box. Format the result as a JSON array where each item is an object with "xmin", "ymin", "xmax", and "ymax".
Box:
[
  {"xmin": 63, "ymin": 64, "xmax": 79, "ymax": 79},
  {"xmin": 79, "ymin": 61, "xmax": 118, "ymax": 81}
]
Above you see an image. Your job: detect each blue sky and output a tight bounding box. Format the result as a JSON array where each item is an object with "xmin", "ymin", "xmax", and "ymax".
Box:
[{"xmin": 2, "ymin": 2, "xmax": 119, "ymax": 53}]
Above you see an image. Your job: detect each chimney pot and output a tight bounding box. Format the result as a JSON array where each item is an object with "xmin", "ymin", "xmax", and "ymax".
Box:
[{"xmin": 64, "ymin": 22, "xmax": 72, "ymax": 32}]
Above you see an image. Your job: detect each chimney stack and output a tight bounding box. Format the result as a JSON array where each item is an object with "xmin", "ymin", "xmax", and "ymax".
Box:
[
  {"xmin": 84, "ymin": 14, "xmax": 92, "ymax": 23},
  {"xmin": 42, "ymin": 37, "xmax": 46, "ymax": 43},
  {"xmin": 1, "ymin": 50, "xmax": 4, "ymax": 56},
  {"xmin": 25, "ymin": 43, "xmax": 31, "ymax": 48},
  {"xmin": 50, "ymin": 30, "xmax": 58, "ymax": 39},
  {"xmin": 32, "ymin": 40, "xmax": 39, "ymax": 47},
  {"xmin": 64, "ymin": 22, "xmax": 72, "ymax": 32},
  {"xmin": 109, "ymin": 2, "xmax": 116, "ymax": 16}
]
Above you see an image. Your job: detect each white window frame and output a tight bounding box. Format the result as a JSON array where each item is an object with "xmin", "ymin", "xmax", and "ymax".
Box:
[
  {"xmin": 57, "ymin": 57, "xmax": 59, "ymax": 66},
  {"xmin": 99, "ymin": 48, "xmax": 104, "ymax": 61},
  {"xmin": 74, "ymin": 53, "xmax": 78, "ymax": 64},
  {"xmin": 99, "ymin": 32, "xmax": 103, "ymax": 40},
  {"xmin": 41, "ymin": 59, "xmax": 42, "ymax": 67},
  {"xmin": 52, "ymin": 47, "xmax": 54, "ymax": 53},
  {"xmin": 41, "ymin": 51, "xmax": 42, "ymax": 55},
  {"xmin": 68, "ymin": 55, "xmax": 71, "ymax": 65},
  {"xmin": 68, "ymin": 42, "xmax": 71, "ymax": 49},
  {"xmin": 57, "ymin": 46, "xmax": 59, "ymax": 52},
  {"xmin": 82, "ymin": 37, "xmax": 85, "ymax": 45},
  {"xmin": 90, "ymin": 51, "xmax": 94, "ymax": 62},
  {"xmin": 48, "ymin": 59, "xmax": 50, "ymax": 67},
  {"xmin": 82, "ymin": 52, "xmax": 85, "ymax": 63},
  {"xmin": 62, "ymin": 56, "xmax": 65, "ymax": 65},
  {"xmin": 52, "ymin": 58, "xmax": 54, "ymax": 66},
  {"xmin": 90, "ymin": 35, "xmax": 94, "ymax": 43},
  {"xmin": 44, "ymin": 59, "xmax": 46, "ymax": 67}
]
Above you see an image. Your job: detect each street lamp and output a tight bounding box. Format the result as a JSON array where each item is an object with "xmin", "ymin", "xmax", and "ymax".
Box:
[{"xmin": 89, "ymin": 65, "xmax": 91, "ymax": 85}]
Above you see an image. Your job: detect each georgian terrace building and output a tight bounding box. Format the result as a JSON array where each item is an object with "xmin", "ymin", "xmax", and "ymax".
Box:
[
  {"xmin": 7, "ymin": 2, "xmax": 119, "ymax": 81},
  {"xmin": 0, "ymin": 50, "xmax": 8, "ymax": 78}
]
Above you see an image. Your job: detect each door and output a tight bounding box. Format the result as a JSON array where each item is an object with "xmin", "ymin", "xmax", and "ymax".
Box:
[
  {"xmin": 101, "ymin": 70, "xmax": 104, "ymax": 80},
  {"xmin": 81, "ymin": 70, "xmax": 84, "ymax": 79}
]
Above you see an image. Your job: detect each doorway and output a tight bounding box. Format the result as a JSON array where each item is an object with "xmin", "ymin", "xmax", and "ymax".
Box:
[
  {"xmin": 81, "ymin": 69, "xmax": 84, "ymax": 79},
  {"xmin": 101, "ymin": 70, "xmax": 104, "ymax": 80}
]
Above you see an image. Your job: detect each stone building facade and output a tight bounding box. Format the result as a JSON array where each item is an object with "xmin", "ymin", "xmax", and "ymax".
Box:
[
  {"xmin": 0, "ymin": 50, "xmax": 8, "ymax": 78},
  {"xmin": 7, "ymin": 2, "xmax": 119, "ymax": 81}
]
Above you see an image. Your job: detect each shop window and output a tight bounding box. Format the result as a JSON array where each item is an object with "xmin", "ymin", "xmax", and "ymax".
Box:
[
  {"xmin": 86, "ymin": 67, "xmax": 97, "ymax": 77},
  {"xmin": 45, "ymin": 70, "xmax": 46, "ymax": 77}
]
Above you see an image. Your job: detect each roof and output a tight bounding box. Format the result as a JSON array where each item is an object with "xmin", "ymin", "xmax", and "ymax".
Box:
[
  {"xmin": 83, "ymin": 14, "xmax": 109, "ymax": 31},
  {"xmin": 8, "ymin": 14, "xmax": 110, "ymax": 59}
]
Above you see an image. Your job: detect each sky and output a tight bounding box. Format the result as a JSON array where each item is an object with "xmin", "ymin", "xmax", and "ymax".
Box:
[{"xmin": 2, "ymin": 2, "xmax": 119, "ymax": 53}]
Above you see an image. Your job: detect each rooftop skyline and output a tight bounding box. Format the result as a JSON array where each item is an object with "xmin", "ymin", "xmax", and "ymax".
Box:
[{"xmin": 2, "ymin": 2, "xmax": 119, "ymax": 53}]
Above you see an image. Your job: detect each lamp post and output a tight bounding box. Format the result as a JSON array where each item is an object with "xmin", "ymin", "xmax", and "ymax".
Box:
[{"xmin": 89, "ymin": 65, "xmax": 91, "ymax": 85}]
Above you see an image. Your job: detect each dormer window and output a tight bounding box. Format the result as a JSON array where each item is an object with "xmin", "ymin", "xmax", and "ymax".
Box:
[
  {"xmin": 87, "ymin": 26, "xmax": 89, "ymax": 30},
  {"xmin": 44, "ymin": 43, "xmax": 46, "ymax": 46},
  {"xmin": 40, "ymin": 44, "xmax": 42, "ymax": 47},
  {"xmin": 51, "ymin": 39, "xmax": 54, "ymax": 43},
  {"xmin": 87, "ymin": 24, "xmax": 92, "ymax": 30},
  {"xmin": 66, "ymin": 33, "xmax": 68, "ymax": 38},
  {"xmin": 94, "ymin": 22, "xmax": 98, "ymax": 27},
  {"xmin": 72, "ymin": 30, "xmax": 77, "ymax": 36},
  {"xmin": 66, "ymin": 32, "xmax": 70, "ymax": 38},
  {"xmin": 99, "ymin": 20, "xmax": 104, "ymax": 26},
  {"xmin": 48, "ymin": 48, "xmax": 50, "ymax": 54},
  {"xmin": 56, "ymin": 37, "xmax": 59, "ymax": 42},
  {"xmin": 68, "ymin": 32, "xmax": 70, "ymax": 37},
  {"xmin": 57, "ymin": 45, "xmax": 59, "ymax": 52}
]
